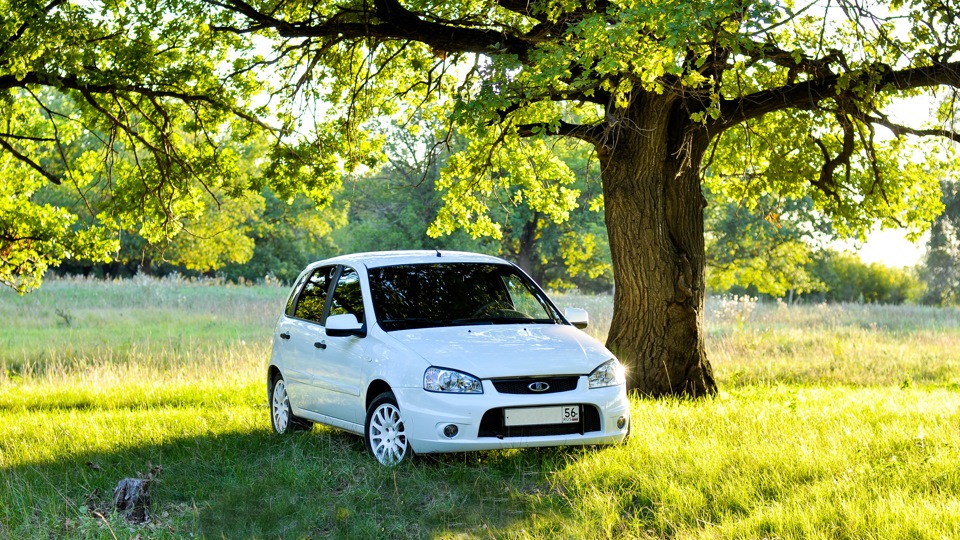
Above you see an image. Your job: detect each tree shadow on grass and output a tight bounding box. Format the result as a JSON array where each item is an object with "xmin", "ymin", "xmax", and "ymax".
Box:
[{"xmin": 3, "ymin": 426, "xmax": 589, "ymax": 539}]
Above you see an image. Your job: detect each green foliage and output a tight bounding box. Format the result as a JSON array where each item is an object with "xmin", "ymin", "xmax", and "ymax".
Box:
[
  {"xmin": 705, "ymin": 190, "xmax": 831, "ymax": 297},
  {"xmin": 218, "ymin": 189, "xmax": 347, "ymax": 283},
  {"xmin": 333, "ymin": 173, "xmax": 486, "ymax": 255},
  {"xmin": 805, "ymin": 251, "xmax": 926, "ymax": 304},
  {"xmin": 0, "ymin": 170, "xmax": 116, "ymax": 293},
  {"xmin": 331, "ymin": 121, "xmax": 487, "ymax": 256},
  {"xmin": 0, "ymin": 1, "xmax": 329, "ymax": 291},
  {"xmin": 210, "ymin": 0, "xmax": 960, "ymax": 250},
  {"xmin": 707, "ymin": 114, "xmax": 951, "ymax": 243},
  {"xmin": 464, "ymin": 138, "xmax": 612, "ymax": 292},
  {"xmin": 337, "ymin": 123, "xmax": 613, "ymax": 291},
  {"xmin": 921, "ymin": 179, "xmax": 960, "ymax": 305},
  {"xmin": 709, "ymin": 245, "xmax": 926, "ymax": 305},
  {"xmin": 428, "ymin": 132, "xmax": 581, "ymax": 241},
  {"xmin": 703, "ymin": 181, "xmax": 931, "ymax": 304},
  {"xmin": 555, "ymin": 227, "xmax": 611, "ymax": 287}
]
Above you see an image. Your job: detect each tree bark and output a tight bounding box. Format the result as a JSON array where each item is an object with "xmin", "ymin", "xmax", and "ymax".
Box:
[
  {"xmin": 515, "ymin": 214, "xmax": 543, "ymax": 283},
  {"xmin": 599, "ymin": 94, "xmax": 717, "ymax": 397}
]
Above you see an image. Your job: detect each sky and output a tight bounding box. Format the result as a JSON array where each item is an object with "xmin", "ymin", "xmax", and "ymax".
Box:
[
  {"xmin": 856, "ymin": 229, "xmax": 927, "ymax": 267},
  {"xmin": 849, "ymin": 96, "xmax": 945, "ymax": 269}
]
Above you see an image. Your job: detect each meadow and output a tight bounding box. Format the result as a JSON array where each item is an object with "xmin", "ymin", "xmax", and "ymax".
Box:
[{"xmin": 1, "ymin": 276, "xmax": 958, "ymax": 539}]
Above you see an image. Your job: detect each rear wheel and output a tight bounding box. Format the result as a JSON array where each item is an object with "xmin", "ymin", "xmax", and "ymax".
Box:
[
  {"xmin": 270, "ymin": 376, "xmax": 313, "ymax": 434},
  {"xmin": 364, "ymin": 392, "xmax": 412, "ymax": 465}
]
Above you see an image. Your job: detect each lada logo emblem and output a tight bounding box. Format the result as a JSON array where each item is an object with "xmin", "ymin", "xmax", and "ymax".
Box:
[{"xmin": 528, "ymin": 381, "xmax": 550, "ymax": 392}]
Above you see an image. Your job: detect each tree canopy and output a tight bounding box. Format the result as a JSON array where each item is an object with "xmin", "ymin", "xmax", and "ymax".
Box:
[
  {"xmin": 3, "ymin": 0, "xmax": 959, "ymax": 394},
  {"xmin": 0, "ymin": 0, "xmax": 334, "ymax": 292}
]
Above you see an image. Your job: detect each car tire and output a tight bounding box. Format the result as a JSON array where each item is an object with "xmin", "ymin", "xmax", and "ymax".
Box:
[
  {"xmin": 364, "ymin": 391, "xmax": 412, "ymax": 466},
  {"xmin": 270, "ymin": 376, "xmax": 313, "ymax": 434}
]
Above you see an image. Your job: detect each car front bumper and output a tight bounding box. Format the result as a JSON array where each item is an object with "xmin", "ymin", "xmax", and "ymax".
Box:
[{"xmin": 394, "ymin": 379, "xmax": 630, "ymax": 454}]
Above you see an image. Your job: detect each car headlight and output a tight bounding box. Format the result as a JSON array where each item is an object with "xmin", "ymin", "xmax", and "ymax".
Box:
[
  {"xmin": 588, "ymin": 359, "xmax": 625, "ymax": 389},
  {"xmin": 424, "ymin": 367, "xmax": 483, "ymax": 393}
]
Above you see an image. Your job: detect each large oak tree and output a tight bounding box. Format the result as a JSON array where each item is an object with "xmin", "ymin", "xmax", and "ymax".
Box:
[
  {"xmin": 3, "ymin": 0, "xmax": 959, "ymax": 395},
  {"xmin": 206, "ymin": 0, "xmax": 959, "ymax": 396}
]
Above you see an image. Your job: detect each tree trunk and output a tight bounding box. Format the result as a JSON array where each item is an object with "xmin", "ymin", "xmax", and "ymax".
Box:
[
  {"xmin": 515, "ymin": 212, "xmax": 544, "ymax": 284},
  {"xmin": 600, "ymin": 94, "xmax": 717, "ymax": 397}
]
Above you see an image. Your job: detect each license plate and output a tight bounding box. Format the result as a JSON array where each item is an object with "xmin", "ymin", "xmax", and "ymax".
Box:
[{"xmin": 504, "ymin": 405, "xmax": 580, "ymax": 427}]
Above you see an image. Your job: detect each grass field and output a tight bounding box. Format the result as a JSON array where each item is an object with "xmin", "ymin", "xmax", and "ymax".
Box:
[{"xmin": 2, "ymin": 276, "xmax": 959, "ymax": 539}]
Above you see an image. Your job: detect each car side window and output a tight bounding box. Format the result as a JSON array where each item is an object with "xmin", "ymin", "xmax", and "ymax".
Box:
[
  {"xmin": 294, "ymin": 266, "xmax": 334, "ymax": 324},
  {"xmin": 329, "ymin": 266, "xmax": 365, "ymax": 323},
  {"xmin": 284, "ymin": 273, "xmax": 308, "ymax": 316}
]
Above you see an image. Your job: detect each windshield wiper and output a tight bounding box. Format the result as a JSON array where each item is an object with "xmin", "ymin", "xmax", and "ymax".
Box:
[
  {"xmin": 451, "ymin": 315, "xmax": 544, "ymax": 325},
  {"xmin": 378, "ymin": 318, "xmax": 452, "ymax": 330}
]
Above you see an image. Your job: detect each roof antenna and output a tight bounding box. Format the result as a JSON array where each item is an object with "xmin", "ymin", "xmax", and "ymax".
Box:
[{"xmin": 435, "ymin": 248, "xmax": 442, "ymax": 258}]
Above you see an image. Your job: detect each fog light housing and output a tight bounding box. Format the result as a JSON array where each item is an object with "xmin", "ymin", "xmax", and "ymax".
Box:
[
  {"xmin": 443, "ymin": 424, "xmax": 459, "ymax": 438},
  {"xmin": 617, "ymin": 416, "xmax": 627, "ymax": 430}
]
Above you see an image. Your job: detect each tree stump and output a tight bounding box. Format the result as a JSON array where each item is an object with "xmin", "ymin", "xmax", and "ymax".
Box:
[{"xmin": 112, "ymin": 477, "xmax": 150, "ymax": 523}]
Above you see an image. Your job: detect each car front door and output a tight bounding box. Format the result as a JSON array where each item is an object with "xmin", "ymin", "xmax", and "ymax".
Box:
[{"xmin": 315, "ymin": 265, "xmax": 367, "ymax": 424}]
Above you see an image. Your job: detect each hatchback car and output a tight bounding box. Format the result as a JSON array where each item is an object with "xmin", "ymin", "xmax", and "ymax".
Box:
[{"xmin": 268, "ymin": 250, "xmax": 630, "ymax": 465}]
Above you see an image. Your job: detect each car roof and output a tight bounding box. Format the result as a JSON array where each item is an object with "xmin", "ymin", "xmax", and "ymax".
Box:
[{"xmin": 308, "ymin": 250, "xmax": 512, "ymax": 270}]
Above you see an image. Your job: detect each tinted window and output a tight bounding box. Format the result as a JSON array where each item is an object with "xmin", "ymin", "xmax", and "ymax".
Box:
[
  {"xmin": 285, "ymin": 272, "xmax": 308, "ymax": 316},
  {"xmin": 369, "ymin": 263, "xmax": 560, "ymax": 331},
  {"xmin": 294, "ymin": 266, "xmax": 335, "ymax": 324},
  {"xmin": 329, "ymin": 267, "xmax": 365, "ymax": 323}
]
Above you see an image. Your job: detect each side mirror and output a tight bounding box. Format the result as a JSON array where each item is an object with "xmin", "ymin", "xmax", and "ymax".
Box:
[
  {"xmin": 325, "ymin": 313, "xmax": 366, "ymax": 338},
  {"xmin": 565, "ymin": 307, "xmax": 589, "ymax": 330}
]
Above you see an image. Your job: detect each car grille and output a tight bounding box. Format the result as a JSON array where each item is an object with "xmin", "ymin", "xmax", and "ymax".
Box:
[
  {"xmin": 477, "ymin": 405, "xmax": 601, "ymax": 438},
  {"xmin": 492, "ymin": 376, "xmax": 579, "ymax": 395}
]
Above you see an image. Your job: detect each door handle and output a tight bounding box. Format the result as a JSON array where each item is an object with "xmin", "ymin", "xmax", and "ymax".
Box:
[
  {"xmin": 314, "ymin": 341, "xmax": 327, "ymax": 349},
  {"xmin": 279, "ymin": 332, "xmax": 290, "ymax": 340}
]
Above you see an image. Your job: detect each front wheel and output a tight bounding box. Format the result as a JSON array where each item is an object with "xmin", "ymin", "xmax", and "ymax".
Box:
[
  {"xmin": 364, "ymin": 392, "xmax": 412, "ymax": 466},
  {"xmin": 270, "ymin": 376, "xmax": 313, "ymax": 434}
]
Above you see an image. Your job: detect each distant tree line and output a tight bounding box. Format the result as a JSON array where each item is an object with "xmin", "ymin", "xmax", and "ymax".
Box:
[
  {"xmin": 704, "ymin": 178, "xmax": 959, "ymax": 306},
  {"xmin": 712, "ymin": 250, "xmax": 927, "ymax": 305}
]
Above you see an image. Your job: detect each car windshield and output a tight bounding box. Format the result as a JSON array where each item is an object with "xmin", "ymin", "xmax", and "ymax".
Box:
[{"xmin": 368, "ymin": 263, "xmax": 563, "ymax": 331}]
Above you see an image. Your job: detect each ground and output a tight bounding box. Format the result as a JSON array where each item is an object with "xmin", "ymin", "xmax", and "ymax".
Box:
[{"xmin": 1, "ymin": 278, "xmax": 958, "ymax": 539}]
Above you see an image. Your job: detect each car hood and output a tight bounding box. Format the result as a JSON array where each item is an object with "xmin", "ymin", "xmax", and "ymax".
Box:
[{"xmin": 383, "ymin": 324, "xmax": 613, "ymax": 378}]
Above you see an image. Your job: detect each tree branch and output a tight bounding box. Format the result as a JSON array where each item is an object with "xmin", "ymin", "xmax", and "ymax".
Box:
[
  {"xmin": 865, "ymin": 113, "xmax": 960, "ymax": 143},
  {"xmin": 712, "ymin": 60, "xmax": 960, "ymax": 132},
  {"xmin": 0, "ymin": 0, "xmax": 68, "ymax": 58},
  {"xmin": 0, "ymin": 133, "xmax": 56, "ymax": 142},
  {"xmin": 809, "ymin": 113, "xmax": 854, "ymax": 205},
  {"xmin": 516, "ymin": 120, "xmax": 603, "ymax": 145},
  {"xmin": 0, "ymin": 71, "xmax": 275, "ymax": 132},
  {"xmin": 0, "ymin": 136, "xmax": 61, "ymax": 184},
  {"xmin": 208, "ymin": 0, "xmax": 534, "ymax": 60}
]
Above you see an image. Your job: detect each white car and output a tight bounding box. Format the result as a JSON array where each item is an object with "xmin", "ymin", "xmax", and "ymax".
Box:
[{"xmin": 267, "ymin": 250, "xmax": 630, "ymax": 465}]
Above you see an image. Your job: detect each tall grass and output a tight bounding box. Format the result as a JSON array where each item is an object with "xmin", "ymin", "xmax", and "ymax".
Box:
[
  {"xmin": 0, "ymin": 274, "xmax": 284, "ymax": 379},
  {"xmin": 2, "ymin": 279, "xmax": 959, "ymax": 539},
  {"xmin": 554, "ymin": 292, "xmax": 960, "ymax": 388}
]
